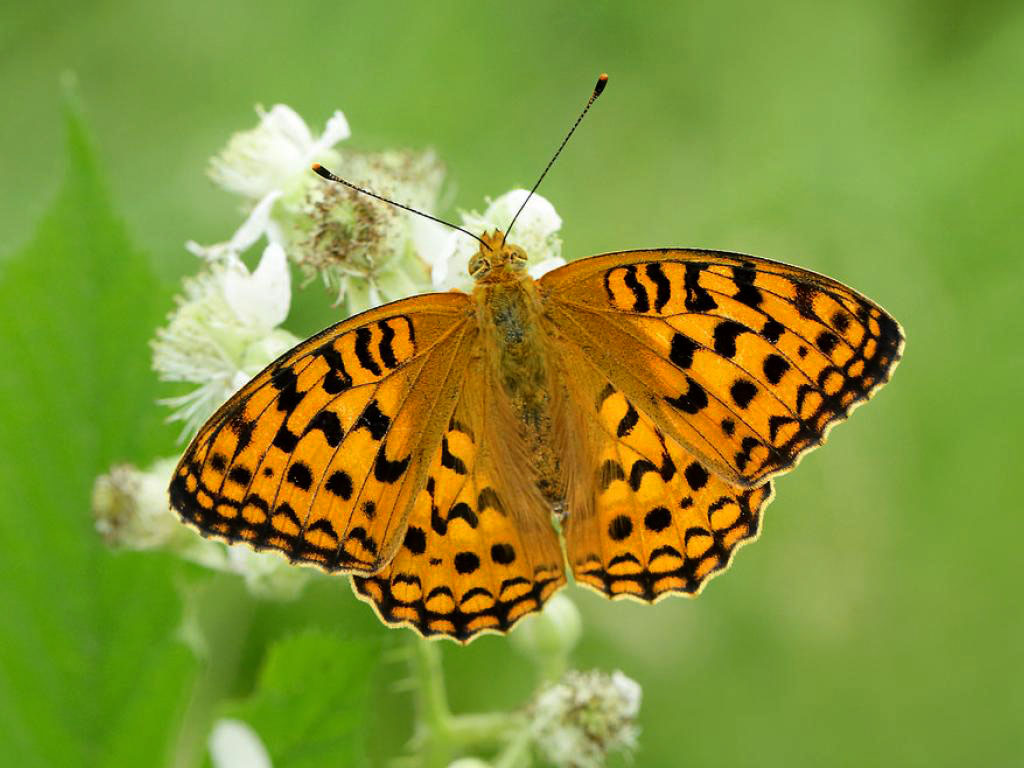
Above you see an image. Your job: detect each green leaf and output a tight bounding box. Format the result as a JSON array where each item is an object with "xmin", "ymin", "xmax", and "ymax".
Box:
[
  {"xmin": 224, "ymin": 629, "xmax": 377, "ymax": 768},
  {"xmin": 0, "ymin": 90, "xmax": 195, "ymax": 766}
]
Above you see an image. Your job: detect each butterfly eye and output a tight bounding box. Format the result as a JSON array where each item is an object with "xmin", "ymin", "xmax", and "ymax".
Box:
[{"xmin": 468, "ymin": 254, "xmax": 491, "ymax": 278}]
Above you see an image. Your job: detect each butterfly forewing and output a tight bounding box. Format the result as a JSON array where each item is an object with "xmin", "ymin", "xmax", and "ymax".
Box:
[
  {"xmin": 170, "ymin": 293, "xmax": 475, "ymax": 574},
  {"xmin": 540, "ymin": 249, "xmax": 904, "ymax": 488}
]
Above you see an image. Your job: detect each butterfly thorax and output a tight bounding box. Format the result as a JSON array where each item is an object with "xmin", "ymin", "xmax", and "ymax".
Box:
[{"xmin": 471, "ymin": 233, "xmax": 563, "ymax": 502}]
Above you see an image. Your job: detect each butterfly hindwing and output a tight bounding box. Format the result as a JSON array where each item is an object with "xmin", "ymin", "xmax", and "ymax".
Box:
[
  {"xmin": 554, "ymin": 347, "xmax": 772, "ymax": 600},
  {"xmin": 541, "ymin": 249, "xmax": 904, "ymax": 487},
  {"xmin": 170, "ymin": 293, "xmax": 476, "ymax": 574},
  {"xmin": 354, "ymin": 353, "xmax": 566, "ymax": 642}
]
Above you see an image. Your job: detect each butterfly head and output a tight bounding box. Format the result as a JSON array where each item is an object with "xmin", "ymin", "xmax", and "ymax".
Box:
[{"xmin": 468, "ymin": 230, "xmax": 528, "ymax": 283}]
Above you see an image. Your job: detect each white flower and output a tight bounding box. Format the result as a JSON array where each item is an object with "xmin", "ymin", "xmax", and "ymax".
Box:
[
  {"xmin": 431, "ymin": 189, "xmax": 565, "ymax": 291},
  {"xmin": 530, "ymin": 669, "xmax": 642, "ymax": 768},
  {"xmin": 210, "ymin": 104, "xmax": 350, "ymax": 201},
  {"xmin": 209, "ymin": 719, "xmax": 272, "ymax": 768},
  {"xmin": 152, "ymin": 243, "xmax": 298, "ymax": 439},
  {"xmin": 286, "ymin": 149, "xmax": 445, "ymax": 311}
]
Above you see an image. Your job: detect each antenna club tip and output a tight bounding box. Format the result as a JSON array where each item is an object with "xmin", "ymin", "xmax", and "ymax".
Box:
[
  {"xmin": 311, "ymin": 163, "xmax": 333, "ymax": 180},
  {"xmin": 595, "ymin": 73, "xmax": 609, "ymax": 95}
]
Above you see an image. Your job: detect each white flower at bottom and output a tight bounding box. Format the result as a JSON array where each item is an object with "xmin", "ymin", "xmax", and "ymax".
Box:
[
  {"xmin": 209, "ymin": 104, "xmax": 350, "ymax": 201},
  {"xmin": 529, "ymin": 669, "xmax": 642, "ymax": 768},
  {"xmin": 152, "ymin": 243, "xmax": 297, "ymax": 439},
  {"xmin": 430, "ymin": 189, "xmax": 564, "ymax": 291},
  {"xmin": 209, "ymin": 719, "xmax": 272, "ymax": 768}
]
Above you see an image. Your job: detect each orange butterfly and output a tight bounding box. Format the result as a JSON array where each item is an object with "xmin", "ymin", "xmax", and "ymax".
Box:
[{"xmin": 169, "ymin": 76, "xmax": 903, "ymax": 643}]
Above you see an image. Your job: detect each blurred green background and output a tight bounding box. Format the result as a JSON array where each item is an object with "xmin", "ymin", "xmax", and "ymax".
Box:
[{"xmin": 2, "ymin": 1, "xmax": 1022, "ymax": 766}]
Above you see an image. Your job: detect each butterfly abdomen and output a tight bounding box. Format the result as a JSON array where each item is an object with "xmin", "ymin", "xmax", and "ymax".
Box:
[{"xmin": 474, "ymin": 275, "xmax": 563, "ymax": 502}]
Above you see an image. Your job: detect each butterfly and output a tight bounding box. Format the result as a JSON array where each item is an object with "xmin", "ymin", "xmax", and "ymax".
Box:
[{"xmin": 169, "ymin": 76, "xmax": 904, "ymax": 643}]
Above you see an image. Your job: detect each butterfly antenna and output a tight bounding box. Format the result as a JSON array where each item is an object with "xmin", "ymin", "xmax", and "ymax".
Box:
[
  {"xmin": 311, "ymin": 163, "xmax": 493, "ymax": 251},
  {"xmin": 502, "ymin": 73, "xmax": 608, "ymax": 245}
]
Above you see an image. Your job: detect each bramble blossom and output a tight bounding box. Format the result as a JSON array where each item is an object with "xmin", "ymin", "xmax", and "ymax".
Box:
[{"xmin": 430, "ymin": 189, "xmax": 564, "ymax": 291}]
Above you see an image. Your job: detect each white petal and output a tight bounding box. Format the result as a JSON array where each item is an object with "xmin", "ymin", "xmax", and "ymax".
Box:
[
  {"xmin": 311, "ymin": 110, "xmax": 351, "ymax": 156},
  {"xmin": 429, "ymin": 231, "xmax": 460, "ymax": 287},
  {"xmin": 527, "ymin": 256, "xmax": 566, "ymax": 279},
  {"xmin": 224, "ymin": 242, "xmax": 291, "ymax": 330},
  {"xmin": 209, "ymin": 719, "xmax": 272, "ymax": 768},
  {"xmin": 186, "ymin": 191, "xmax": 281, "ymax": 262},
  {"xmin": 411, "ymin": 217, "xmax": 450, "ymax": 267},
  {"xmin": 495, "ymin": 190, "xmax": 561, "ymax": 237},
  {"xmin": 261, "ymin": 104, "xmax": 313, "ymax": 151}
]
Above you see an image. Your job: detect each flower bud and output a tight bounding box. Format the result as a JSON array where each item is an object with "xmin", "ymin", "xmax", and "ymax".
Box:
[{"xmin": 511, "ymin": 592, "xmax": 582, "ymax": 662}]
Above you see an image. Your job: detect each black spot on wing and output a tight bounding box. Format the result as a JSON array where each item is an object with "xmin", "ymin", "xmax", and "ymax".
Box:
[
  {"xmin": 598, "ymin": 460, "xmax": 626, "ymax": 490},
  {"xmin": 305, "ymin": 410, "xmax": 343, "ymax": 447},
  {"xmin": 730, "ymin": 379, "xmax": 758, "ymax": 409},
  {"xmin": 644, "ymin": 506, "xmax": 672, "ymax": 532},
  {"xmin": 286, "ymin": 462, "xmax": 313, "ymax": 491},
  {"xmin": 403, "ymin": 525, "xmax": 426, "ymax": 554},
  {"xmin": 318, "ymin": 343, "xmax": 352, "ymax": 393},
  {"xmin": 354, "ymin": 326, "xmax": 382, "ymax": 376},
  {"xmin": 608, "ymin": 515, "xmax": 633, "ymax": 541},
  {"xmin": 733, "ymin": 263, "xmax": 763, "ymax": 307},
  {"xmin": 325, "ymin": 470, "xmax": 353, "ymax": 499},
  {"xmin": 761, "ymin": 318, "xmax": 785, "ymax": 344},
  {"xmin": 449, "ymin": 501, "xmax": 478, "ymax": 529},
  {"xmin": 713, "ymin": 320, "xmax": 747, "ymax": 358},
  {"xmin": 377, "ymin": 320, "xmax": 398, "ymax": 369},
  {"xmin": 817, "ymin": 330, "xmax": 839, "ymax": 355},
  {"xmin": 440, "ymin": 436, "xmax": 468, "ymax": 475},
  {"xmin": 273, "ymin": 425, "xmax": 299, "ymax": 452},
  {"xmin": 454, "ymin": 551, "xmax": 480, "ymax": 574},
  {"xmin": 354, "ymin": 400, "xmax": 390, "ymax": 440},
  {"xmin": 684, "ymin": 263, "xmax": 717, "ymax": 312},
  {"xmin": 795, "ymin": 284, "xmax": 818, "ymax": 319},
  {"xmin": 670, "ymin": 333, "xmax": 698, "ymax": 369},
  {"xmin": 762, "ymin": 354, "xmax": 790, "ymax": 385},
  {"xmin": 629, "ymin": 459, "xmax": 659, "ymax": 491},
  {"xmin": 477, "ymin": 487, "xmax": 506, "ymax": 515},
  {"xmin": 374, "ymin": 446, "xmax": 410, "ymax": 483},
  {"xmin": 616, "ymin": 402, "xmax": 639, "ymax": 437},
  {"xmin": 491, "ymin": 543, "xmax": 516, "ymax": 565},
  {"xmin": 645, "ymin": 262, "xmax": 672, "ymax": 312},
  {"xmin": 228, "ymin": 466, "xmax": 251, "ymax": 486},
  {"xmin": 684, "ymin": 461, "xmax": 709, "ymax": 491},
  {"xmin": 666, "ymin": 376, "xmax": 708, "ymax": 414},
  {"xmin": 622, "ymin": 265, "xmax": 650, "ymax": 312}
]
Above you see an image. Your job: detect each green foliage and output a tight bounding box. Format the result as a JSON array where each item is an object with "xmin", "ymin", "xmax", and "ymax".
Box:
[
  {"xmin": 224, "ymin": 630, "xmax": 377, "ymax": 768},
  {"xmin": 0, "ymin": 93, "xmax": 193, "ymax": 766}
]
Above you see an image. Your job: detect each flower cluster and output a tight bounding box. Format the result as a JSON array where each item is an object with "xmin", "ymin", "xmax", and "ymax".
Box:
[{"xmin": 529, "ymin": 669, "xmax": 643, "ymax": 768}]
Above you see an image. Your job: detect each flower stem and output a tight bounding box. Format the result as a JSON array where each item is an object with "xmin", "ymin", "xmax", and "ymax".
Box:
[
  {"xmin": 407, "ymin": 637, "xmax": 526, "ymax": 767},
  {"xmin": 170, "ymin": 575, "xmax": 256, "ymax": 768}
]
